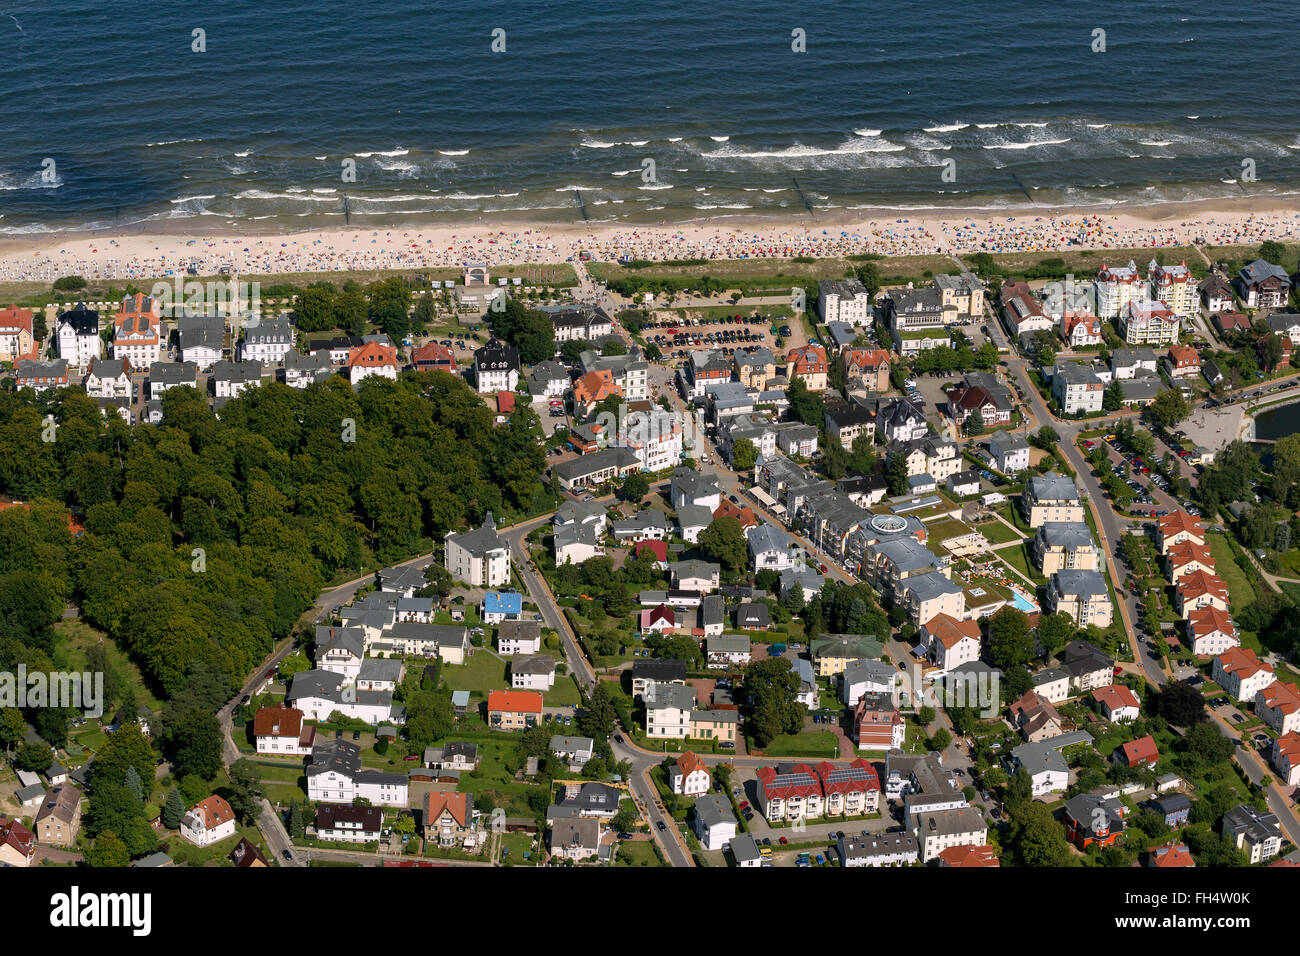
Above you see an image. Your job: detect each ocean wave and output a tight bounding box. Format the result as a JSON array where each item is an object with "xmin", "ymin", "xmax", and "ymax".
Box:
[
  {"xmin": 233, "ymin": 189, "xmax": 337, "ymax": 202},
  {"xmin": 695, "ymin": 204, "xmax": 751, "ymax": 210},
  {"xmin": 554, "ymin": 185, "xmax": 601, "ymax": 191},
  {"xmin": 1013, "ymin": 122, "xmax": 1049, "ymax": 128},
  {"xmin": 668, "ymin": 137, "xmax": 683, "ymax": 142},
  {"xmin": 169, "ymin": 194, "xmax": 216, "ymax": 203},
  {"xmin": 438, "ymin": 149, "xmax": 469, "ymax": 156},
  {"xmin": 580, "ymin": 140, "xmax": 617, "ymax": 148},
  {"xmin": 638, "ymin": 183, "xmax": 673, "ymax": 190},
  {"xmin": 924, "ymin": 122, "xmax": 968, "ymax": 132},
  {"xmin": 234, "ymin": 150, "xmax": 251, "ymax": 157},
  {"xmin": 975, "ymin": 123, "xmax": 999, "ymax": 129},
  {"xmin": 709, "ymin": 135, "xmax": 729, "ymax": 142},
  {"xmin": 374, "ymin": 158, "xmax": 418, "ymax": 175},
  {"xmin": 1139, "ymin": 140, "xmax": 1173, "ymax": 147},
  {"xmin": 853, "ymin": 128, "xmax": 883, "ymax": 137},
  {"xmin": 355, "ymin": 148, "xmax": 409, "ymax": 158},
  {"xmin": 983, "ymin": 137, "xmax": 1071, "ymax": 150},
  {"xmin": 145, "ymin": 138, "xmax": 202, "ymax": 147},
  {"xmin": 442, "ymin": 192, "xmax": 520, "ymax": 199},
  {"xmin": 702, "ymin": 139, "xmax": 906, "ymax": 159}
]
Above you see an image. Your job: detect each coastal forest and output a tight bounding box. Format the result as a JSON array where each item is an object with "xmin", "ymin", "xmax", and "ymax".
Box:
[{"xmin": 0, "ymin": 371, "xmax": 549, "ymax": 708}]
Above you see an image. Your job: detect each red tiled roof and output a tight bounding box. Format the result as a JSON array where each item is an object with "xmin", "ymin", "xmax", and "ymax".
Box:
[
  {"xmin": 348, "ymin": 341, "xmax": 398, "ymax": 368},
  {"xmin": 191, "ymin": 795, "xmax": 234, "ymax": 831},
  {"xmin": 756, "ymin": 763, "xmax": 822, "ymax": 801},
  {"xmin": 1158, "ymin": 510, "xmax": 1205, "ymax": 540},
  {"xmin": 635, "ymin": 539, "xmax": 668, "ymax": 562},
  {"xmin": 1119, "ymin": 734, "xmax": 1159, "ymax": 766},
  {"xmin": 252, "ymin": 706, "xmax": 304, "ymax": 739},
  {"xmin": 1258, "ymin": 682, "xmax": 1300, "ymax": 716},
  {"xmin": 1092, "ymin": 684, "xmax": 1139, "ymax": 713},
  {"xmin": 924, "ymin": 613, "xmax": 980, "ymax": 648},
  {"xmin": 424, "ymin": 790, "xmax": 471, "ymax": 827},
  {"xmin": 939, "ymin": 844, "xmax": 999, "ymax": 867},
  {"xmin": 487, "ymin": 690, "xmax": 543, "ymax": 714},
  {"xmin": 1149, "ymin": 844, "xmax": 1195, "ymax": 868}
]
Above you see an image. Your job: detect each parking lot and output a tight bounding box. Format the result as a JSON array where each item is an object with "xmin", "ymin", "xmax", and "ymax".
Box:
[{"xmin": 642, "ymin": 310, "xmax": 792, "ymax": 365}]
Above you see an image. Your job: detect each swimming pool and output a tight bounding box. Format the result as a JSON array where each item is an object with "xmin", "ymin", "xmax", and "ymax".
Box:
[{"xmin": 1010, "ymin": 590, "xmax": 1040, "ymax": 613}]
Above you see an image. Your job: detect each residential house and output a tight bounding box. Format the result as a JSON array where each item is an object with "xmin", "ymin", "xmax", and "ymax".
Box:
[
  {"xmin": 83, "ymin": 356, "xmax": 132, "ymax": 399},
  {"xmin": 705, "ymin": 635, "xmax": 752, "ymax": 670},
  {"xmin": 1052, "ymin": 363, "xmax": 1105, "ymax": 415},
  {"xmin": 0, "ymin": 818, "xmax": 36, "ymax": 868},
  {"xmin": 347, "ymin": 341, "xmax": 398, "ymax": 387},
  {"xmin": 175, "ymin": 314, "xmax": 225, "ymax": 368},
  {"xmin": 1022, "ymin": 474, "xmax": 1084, "ymax": 527},
  {"xmin": 885, "ymin": 286, "xmax": 950, "ymax": 355},
  {"xmin": 497, "ymin": 620, "xmax": 543, "ymax": 655},
  {"xmin": 1060, "ymin": 310, "xmax": 1102, "ymax": 347},
  {"xmin": 644, "ymin": 682, "xmax": 697, "ymax": 738},
  {"xmin": 1063, "ymin": 793, "xmax": 1126, "ymax": 850},
  {"xmin": 838, "ymin": 831, "xmax": 919, "ymax": 867},
  {"xmin": 1009, "ymin": 690, "xmax": 1064, "ymax": 742},
  {"xmin": 555, "ymin": 446, "xmax": 640, "ymax": 490},
  {"xmin": 1222, "ymin": 804, "xmax": 1283, "ymax": 863},
  {"xmin": 853, "ymin": 697, "xmax": 906, "ymax": 751},
  {"xmin": 1236, "ymin": 260, "xmax": 1291, "ymax": 309},
  {"xmin": 693, "ymin": 794, "xmax": 738, "ymax": 851},
  {"xmin": 282, "ymin": 348, "xmax": 334, "ymax": 388},
  {"xmin": 899, "ymin": 571, "xmax": 965, "ymax": 626},
  {"xmin": 1094, "ymin": 261, "xmax": 1144, "ymax": 319},
  {"xmin": 689, "ymin": 708, "xmax": 739, "ymax": 744},
  {"xmin": 1213, "ymin": 647, "xmax": 1276, "ymax": 702},
  {"xmin": 240, "ymin": 316, "xmax": 294, "ymax": 364},
  {"xmin": 1188, "ymin": 606, "xmax": 1239, "ymax": 657},
  {"xmin": 316, "ymin": 805, "xmax": 383, "ymax": 844},
  {"xmin": 424, "ymin": 791, "xmax": 476, "ymax": 848},
  {"xmin": 511, "ymin": 654, "xmax": 556, "ymax": 691},
  {"xmin": 823, "ymin": 398, "xmax": 877, "ymax": 446},
  {"xmin": 669, "ymin": 751, "xmax": 711, "ymax": 796},
  {"xmin": 631, "ymin": 659, "xmax": 688, "ymax": 699},
  {"xmin": 148, "ymin": 360, "xmax": 198, "ymax": 400},
  {"xmin": 1148, "ymin": 261, "xmax": 1197, "ymax": 317},
  {"xmin": 842, "ymin": 348, "xmax": 891, "ymax": 392},
  {"xmin": 1148, "ymin": 843, "xmax": 1196, "ymax": 868},
  {"xmin": 1033, "ymin": 522, "xmax": 1099, "ymax": 575},
  {"xmin": 1120, "ymin": 300, "xmax": 1180, "ymax": 346},
  {"xmin": 1092, "ymin": 684, "xmax": 1140, "ymax": 723},
  {"xmin": 1256, "ymin": 681, "xmax": 1300, "ymax": 737},
  {"xmin": 0, "ymin": 305, "xmax": 35, "ymax": 363},
  {"xmin": 481, "ymin": 591, "xmax": 523, "ymax": 625},
  {"xmin": 1166, "ymin": 344, "xmax": 1201, "ymax": 379},
  {"xmin": 1150, "ymin": 793, "xmax": 1192, "ymax": 828},
  {"xmin": 253, "ymin": 706, "xmax": 316, "ymax": 756},
  {"xmin": 211, "ymin": 358, "xmax": 263, "ymax": 399},
  {"xmin": 1156, "ymin": 511, "xmax": 1206, "ymax": 555},
  {"xmin": 1269, "ymin": 732, "xmax": 1300, "ymax": 786},
  {"xmin": 817, "ymin": 278, "xmax": 872, "ymax": 325},
  {"xmin": 938, "ymin": 844, "xmax": 1000, "ymax": 867},
  {"xmin": 487, "ymin": 690, "xmax": 543, "ymax": 731},
  {"xmin": 988, "ymin": 429, "xmax": 1031, "ymax": 474},
  {"xmin": 550, "ymin": 306, "xmax": 613, "ymax": 343},
  {"xmin": 474, "ymin": 340, "xmax": 521, "ymax": 393},
  {"xmin": 735, "ymin": 602, "xmax": 771, "ymax": 631},
  {"xmin": 1175, "ymin": 570, "xmax": 1230, "ymax": 617},
  {"xmin": 445, "ymin": 511, "xmax": 510, "ymax": 587},
  {"xmin": 671, "ymin": 559, "xmax": 720, "ymax": 592},
  {"xmin": 33, "ymin": 785, "xmax": 82, "ymax": 847},
  {"xmin": 548, "ymin": 817, "xmax": 607, "ymax": 862},
  {"xmin": 773, "ymin": 421, "xmax": 819, "ymax": 457},
  {"xmin": 1115, "ymin": 734, "xmax": 1159, "ymax": 769},
  {"xmin": 999, "ymin": 280, "xmax": 1053, "ymax": 339},
  {"xmin": 180, "ymin": 795, "xmax": 237, "ymax": 847},
  {"xmin": 913, "ymin": 806, "xmax": 988, "ymax": 864},
  {"xmin": 306, "ymin": 739, "xmax": 409, "ymax": 806},
  {"xmin": 786, "ymin": 344, "xmax": 828, "ymax": 391},
  {"xmin": 1201, "ymin": 271, "xmax": 1236, "ymax": 313},
  {"xmin": 113, "ymin": 294, "xmax": 164, "ymax": 369},
  {"xmin": 922, "ymin": 613, "xmax": 980, "ymax": 672},
  {"xmin": 670, "ymin": 466, "xmax": 722, "ymax": 512},
  {"xmin": 1165, "ymin": 540, "xmax": 1215, "ymax": 582},
  {"xmin": 14, "ymin": 358, "xmax": 69, "ymax": 392},
  {"xmin": 811, "ymin": 634, "xmax": 885, "ymax": 678},
  {"xmin": 1060, "ymin": 640, "xmax": 1115, "ymax": 694},
  {"xmin": 732, "ymin": 346, "xmax": 778, "ymax": 390},
  {"xmin": 55, "ymin": 303, "xmax": 100, "ymax": 366},
  {"xmin": 550, "ymin": 735, "xmax": 596, "ymax": 773},
  {"xmin": 934, "ymin": 272, "xmax": 985, "ymax": 319},
  {"xmin": 840, "ymin": 658, "xmax": 896, "ymax": 707}
]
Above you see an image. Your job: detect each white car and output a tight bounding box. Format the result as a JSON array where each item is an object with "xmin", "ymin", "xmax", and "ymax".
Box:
[{"xmin": 904, "ymin": 378, "xmax": 917, "ymax": 388}]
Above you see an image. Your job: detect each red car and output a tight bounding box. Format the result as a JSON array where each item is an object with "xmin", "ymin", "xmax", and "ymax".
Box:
[
  {"xmin": 779, "ymin": 836, "xmax": 789, "ymax": 845},
  {"xmin": 739, "ymin": 801, "xmax": 749, "ymax": 809},
  {"xmin": 818, "ymin": 563, "xmax": 828, "ymax": 573}
]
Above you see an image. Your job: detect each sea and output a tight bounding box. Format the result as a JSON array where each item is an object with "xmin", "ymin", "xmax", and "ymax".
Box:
[{"xmin": 1, "ymin": 0, "xmax": 1298, "ymax": 235}]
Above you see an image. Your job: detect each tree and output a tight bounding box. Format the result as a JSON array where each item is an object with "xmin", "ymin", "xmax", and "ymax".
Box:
[
  {"xmin": 162, "ymin": 788, "xmax": 187, "ymax": 829},
  {"xmin": 86, "ymin": 830, "xmax": 131, "ymax": 868},
  {"xmin": 602, "ymin": 339, "xmax": 627, "ymax": 357},
  {"xmin": 578, "ymin": 682, "xmax": 617, "ymax": 742},
  {"xmin": 698, "ymin": 516, "xmax": 747, "ymax": 571},
  {"xmin": 786, "ymin": 378, "xmax": 824, "ymax": 428},
  {"xmin": 160, "ymin": 706, "xmax": 223, "ymax": 780},
  {"xmin": 744, "ymin": 658, "xmax": 804, "ymax": 747},
  {"xmin": 731, "ymin": 437, "xmax": 758, "ymax": 471},
  {"xmin": 288, "ymin": 799, "xmax": 307, "ymax": 839},
  {"xmin": 1036, "ymin": 611, "xmax": 1076, "ymax": 658},
  {"xmin": 91, "ymin": 723, "xmax": 156, "ymax": 800},
  {"xmin": 1259, "ymin": 240, "xmax": 1287, "ymax": 264},
  {"xmin": 1102, "ymin": 378, "xmax": 1123, "ymax": 412},
  {"xmin": 929, "ymin": 728, "xmax": 952, "ymax": 752},
  {"xmin": 404, "ymin": 689, "xmax": 455, "ymax": 749},
  {"xmin": 966, "ymin": 408, "xmax": 985, "ymax": 436},
  {"xmin": 227, "ymin": 758, "xmax": 266, "ymax": 824},
  {"xmin": 1148, "ymin": 388, "xmax": 1191, "ymax": 430},
  {"xmin": 987, "ymin": 607, "xmax": 1033, "ymax": 670},
  {"xmin": 973, "ymin": 341, "xmax": 999, "ymax": 370},
  {"xmin": 1150, "ymin": 681, "xmax": 1205, "ymax": 726},
  {"xmin": 411, "ymin": 294, "xmax": 438, "ymax": 334},
  {"xmin": 1005, "ymin": 800, "xmax": 1076, "ymax": 867},
  {"xmin": 885, "ymin": 451, "xmax": 909, "ymax": 497},
  {"xmin": 620, "ymin": 471, "xmax": 650, "ymax": 502}
]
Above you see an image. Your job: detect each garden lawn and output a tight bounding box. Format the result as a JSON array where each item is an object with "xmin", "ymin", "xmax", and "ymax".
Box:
[
  {"xmin": 440, "ymin": 651, "xmax": 511, "ymax": 700},
  {"xmin": 978, "ymin": 518, "xmax": 1026, "ymax": 545},
  {"xmin": 757, "ymin": 730, "xmax": 839, "ymax": 758}
]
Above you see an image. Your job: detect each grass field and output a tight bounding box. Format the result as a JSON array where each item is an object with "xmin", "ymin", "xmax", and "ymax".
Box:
[
  {"xmin": 1206, "ymin": 533, "xmax": 1261, "ymax": 651},
  {"xmin": 997, "ymin": 541, "xmax": 1048, "ymax": 587},
  {"xmin": 977, "ymin": 518, "xmax": 1027, "ymax": 545},
  {"xmin": 50, "ymin": 619, "xmax": 163, "ymax": 711},
  {"xmin": 757, "ymin": 730, "xmax": 839, "ymax": 758},
  {"xmin": 440, "ymin": 651, "xmax": 511, "ymax": 699}
]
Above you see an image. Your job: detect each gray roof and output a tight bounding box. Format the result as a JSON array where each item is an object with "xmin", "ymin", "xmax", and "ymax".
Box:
[
  {"xmin": 645, "ymin": 682, "xmax": 698, "ymax": 711},
  {"xmin": 676, "ymin": 502, "xmax": 714, "ymax": 531},
  {"xmin": 315, "ymin": 625, "xmax": 364, "ymax": 659},
  {"xmin": 307, "ymin": 738, "xmax": 362, "ymax": 778},
  {"xmin": 1036, "ymin": 522, "xmax": 1095, "ymax": 550},
  {"xmin": 149, "ymin": 361, "xmax": 198, "ymax": 386},
  {"xmin": 1222, "ymin": 804, "xmax": 1281, "ymax": 843},
  {"xmin": 870, "ymin": 535, "xmax": 942, "ymax": 573},
  {"xmin": 839, "ymin": 830, "xmax": 919, "ymax": 861},
  {"xmin": 358, "ymin": 658, "xmax": 405, "ymax": 682},
  {"xmin": 747, "ymin": 522, "xmax": 792, "ymax": 557},
  {"xmin": 555, "ymin": 782, "xmax": 620, "ymax": 813},
  {"xmin": 914, "ymin": 806, "xmax": 986, "ymax": 837},
  {"xmin": 176, "ymin": 314, "xmax": 225, "ymax": 352},
  {"xmin": 446, "ymin": 512, "xmax": 505, "ymax": 557},
  {"xmin": 513, "ymin": 653, "xmax": 555, "ymax": 676},
  {"xmin": 902, "ymin": 570, "xmax": 963, "ymax": 602},
  {"xmin": 730, "ymin": 832, "xmax": 762, "ymax": 863},
  {"xmin": 211, "ymin": 359, "xmax": 262, "ymax": 384},
  {"xmin": 987, "ymin": 429, "xmax": 1029, "ymax": 452},
  {"xmin": 705, "ymin": 634, "xmax": 751, "ymax": 655},
  {"xmin": 243, "ymin": 316, "xmax": 293, "ymax": 345},
  {"xmin": 700, "ymin": 594, "xmax": 725, "ymax": 628},
  {"xmin": 735, "ymin": 602, "xmax": 770, "ymax": 628},
  {"xmin": 843, "ymin": 658, "xmax": 896, "ymax": 687},
  {"xmin": 550, "ymin": 735, "xmax": 595, "ymax": 754},
  {"xmin": 694, "ymin": 793, "xmax": 736, "ymax": 829},
  {"xmin": 1027, "ymin": 473, "xmax": 1080, "ymax": 503},
  {"xmin": 1051, "ymin": 569, "xmax": 1108, "ymax": 600},
  {"xmin": 1010, "ymin": 730, "xmax": 1094, "ymax": 775},
  {"xmin": 554, "ymin": 498, "xmax": 607, "ymax": 527},
  {"xmin": 1112, "ymin": 346, "xmax": 1157, "ymax": 366},
  {"xmin": 1120, "ymin": 375, "xmax": 1163, "ymax": 402},
  {"xmin": 631, "ymin": 658, "xmax": 688, "ymax": 683},
  {"xmin": 283, "ymin": 348, "xmax": 333, "ymax": 373},
  {"xmin": 555, "ymin": 446, "xmax": 640, "ymax": 483},
  {"xmin": 1239, "ymin": 259, "xmax": 1290, "ymax": 285}
]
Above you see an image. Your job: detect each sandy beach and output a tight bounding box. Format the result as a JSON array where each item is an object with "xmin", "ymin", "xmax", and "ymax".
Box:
[{"xmin": 2, "ymin": 199, "xmax": 1298, "ymax": 286}]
